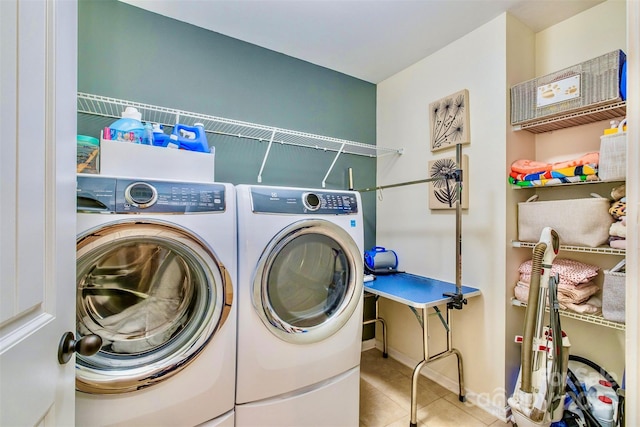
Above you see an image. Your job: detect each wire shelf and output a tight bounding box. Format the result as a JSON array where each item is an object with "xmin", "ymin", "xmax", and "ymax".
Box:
[
  {"xmin": 511, "ymin": 101, "xmax": 626, "ymax": 134},
  {"xmin": 77, "ymin": 92, "xmax": 404, "ymax": 186},
  {"xmin": 77, "ymin": 92, "xmax": 402, "ymax": 158},
  {"xmin": 511, "ymin": 298, "xmax": 625, "ymax": 331},
  {"xmin": 511, "ymin": 241, "xmax": 625, "ymax": 256}
]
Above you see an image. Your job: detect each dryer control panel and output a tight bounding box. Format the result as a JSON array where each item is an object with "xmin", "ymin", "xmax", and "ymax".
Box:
[
  {"xmin": 77, "ymin": 174, "xmax": 226, "ymax": 213},
  {"xmin": 250, "ymin": 186, "xmax": 358, "ymax": 215}
]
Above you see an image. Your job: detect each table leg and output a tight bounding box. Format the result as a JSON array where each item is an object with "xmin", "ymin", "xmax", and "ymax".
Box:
[
  {"xmin": 452, "ymin": 348, "xmax": 466, "ymax": 402},
  {"xmin": 363, "ymin": 294, "xmax": 388, "ymax": 357},
  {"xmin": 443, "ymin": 305, "xmax": 466, "ymax": 401},
  {"xmin": 409, "ymin": 306, "xmax": 466, "ymax": 426},
  {"xmin": 409, "ymin": 306, "xmax": 429, "ymax": 427}
]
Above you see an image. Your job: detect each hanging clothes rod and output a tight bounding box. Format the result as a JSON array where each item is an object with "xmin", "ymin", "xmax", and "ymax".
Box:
[
  {"xmin": 356, "ymin": 144, "xmax": 464, "ymax": 193},
  {"xmin": 356, "ymin": 176, "xmax": 445, "ymax": 193},
  {"xmin": 357, "ymin": 143, "xmax": 468, "ymax": 309}
]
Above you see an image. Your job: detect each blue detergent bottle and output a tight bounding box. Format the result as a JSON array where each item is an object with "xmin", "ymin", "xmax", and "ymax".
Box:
[
  {"xmin": 171, "ymin": 123, "xmax": 210, "ymax": 152},
  {"xmin": 151, "ymin": 123, "xmax": 171, "ymax": 147},
  {"xmin": 109, "ymin": 107, "xmax": 144, "ymax": 143}
]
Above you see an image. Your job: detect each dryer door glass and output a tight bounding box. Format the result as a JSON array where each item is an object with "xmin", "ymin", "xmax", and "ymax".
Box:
[
  {"xmin": 75, "ymin": 220, "xmax": 232, "ymax": 393},
  {"xmin": 268, "ymin": 233, "xmax": 348, "ymax": 326},
  {"xmin": 254, "ymin": 219, "xmax": 363, "ymax": 344}
]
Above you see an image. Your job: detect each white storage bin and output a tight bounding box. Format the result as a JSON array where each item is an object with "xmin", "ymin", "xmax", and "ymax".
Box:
[
  {"xmin": 517, "ymin": 194, "xmax": 613, "ymax": 247},
  {"xmin": 599, "ymin": 119, "xmax": 627, "ymax": 182},
  {"xmin": 99, "ymin": 138, "xmax": 215, "ymax": 182}
]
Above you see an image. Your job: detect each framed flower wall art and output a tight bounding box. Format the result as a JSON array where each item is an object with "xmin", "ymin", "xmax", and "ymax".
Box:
[
  {"xmin": 428, "ymin": 155, "xmax": 469, "ymax": 210},
  {"xmin": 429, "ymin": 89, "xmax": 470, "ymax": 153}
]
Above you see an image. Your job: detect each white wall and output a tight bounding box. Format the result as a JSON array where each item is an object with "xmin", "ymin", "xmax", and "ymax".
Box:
[
  {"xmin": 535, "ymin": 0, "xmax": 627, "ymax": 164},
  {"xmin": 375, "ymin": 0, "xmax": 629, "ymax": 420},
  {"xmin": 376, "ymin": 14, "xmax": 510, "ymax": 417}
]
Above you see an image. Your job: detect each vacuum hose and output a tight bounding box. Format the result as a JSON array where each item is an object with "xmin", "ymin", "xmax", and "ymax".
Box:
[
  {"xmin": 521, "ymin": 241, "xmax": 547, "ymax": 394},
  {"xmin": 546, "ymin": 276, "xmax": 565, "ymax": 415}
]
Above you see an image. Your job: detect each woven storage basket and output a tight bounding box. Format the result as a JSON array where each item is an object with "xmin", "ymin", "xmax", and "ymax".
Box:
[
  {"xmin": 599, "ymin": 119, "xmax": 627, "ymax": 181},
  {"xmin": 511, "ymin": 50, "xmax": 626, "ymax": 125},
  {"xmin": 603, "ymin": 259, "xmax": 626, "ymax": 323},
  {"xmin": 517, "ymin": 194, "xmax": 613, "ymax": 247}
]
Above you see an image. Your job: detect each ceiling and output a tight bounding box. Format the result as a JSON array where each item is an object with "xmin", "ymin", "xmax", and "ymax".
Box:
[{"xmin": 121, "ymin": 0, "xmax": 604, "ymax": 83}]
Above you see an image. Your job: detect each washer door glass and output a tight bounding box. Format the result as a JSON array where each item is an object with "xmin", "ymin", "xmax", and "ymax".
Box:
[
  {"xmin": 254, "ymin": 219, "xmax": 363, "ymax": 344},
  {"xmin": 76, "ymin": 220, "xmax": 232, "ymax": 394}
]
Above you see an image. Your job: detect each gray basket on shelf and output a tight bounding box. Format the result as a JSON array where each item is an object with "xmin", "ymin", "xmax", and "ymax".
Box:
[
  {"xmin": 511, "ymin": 50, "xmax": 625, "ymax": 125},
  {"xmin": 602, "ymin": 259, "xmax": 626, "ymax": 323}
]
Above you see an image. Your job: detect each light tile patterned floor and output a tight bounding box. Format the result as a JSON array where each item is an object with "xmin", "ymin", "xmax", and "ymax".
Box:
[{"xmin": 360, "ymin": 349, "xmax": 512, "ymax": 427}]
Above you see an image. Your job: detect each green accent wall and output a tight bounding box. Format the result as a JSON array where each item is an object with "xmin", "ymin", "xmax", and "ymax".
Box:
[
  {"xmin": 78, "ymin": 0, "xmax": 378, "ymax": 341},
  {"xmin": 78, "ymin": 0, "xmax": 377, "ymax": 251}
]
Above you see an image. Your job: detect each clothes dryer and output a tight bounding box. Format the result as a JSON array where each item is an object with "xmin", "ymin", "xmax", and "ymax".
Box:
[
  {"xmin": 75, "ymin": 174, "xmax": 236, "ymax": 427},
  {"xmin": 235, "ymin": 185, "xmax": 364, "ymax": 426}
]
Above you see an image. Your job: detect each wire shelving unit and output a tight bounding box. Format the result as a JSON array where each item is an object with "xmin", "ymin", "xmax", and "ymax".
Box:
[{"xmin": 77, "ymin": 92, "xmax": 403, "ymax": 187}]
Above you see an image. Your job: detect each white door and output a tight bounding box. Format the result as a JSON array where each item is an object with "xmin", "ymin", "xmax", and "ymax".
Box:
[{"xmin": 0, "ymin": 0, "xmax": 78, "ymax": 425}]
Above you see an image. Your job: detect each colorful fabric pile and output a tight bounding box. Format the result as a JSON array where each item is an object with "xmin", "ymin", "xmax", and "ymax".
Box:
[
  {"xmin": 508, "ymin": 152, "xmax": 600, "ymax": 187},
  {"xmin": 514, "ymin": 258, "xmax": 602, "ymax": 315},
  {"xmin": 608, "ymin": 184, "xmax": 626, "ymax": 249}
]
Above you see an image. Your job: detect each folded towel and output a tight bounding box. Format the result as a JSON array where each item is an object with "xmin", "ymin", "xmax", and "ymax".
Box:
[
  {"xmin": 509, "ymin": 174, "xmax": 599, "ymax": 187},
  {"xmin": 563, "ymin": 296, "xmax": 602, "ymax": 315},
  {"xmin": 610, "ymin": 221, "xmax": 626, "ymax": 238},
  {"xmin": 609, "ymin": 239, "xmax": 627, "ymax": 249},
  {"xmin": 510, "ymin": 164, "xmax": 598, "ymax": 181},
  {"xmin": 519, "ymin": 273, "xmax": 591, "ymax": 289},
  {"xmin": 517, "ymin": 280, "xmax": 600, "ymax": 305},
  {"xmin": 557, "ymin": 282, "xmax": 601, "ymax": 304},
  {"xmin": 518, "ymin": 258, "xmax": 599, "ymax": 285},
  {"xmin": 611, "ymin": 184, "xmax": 625, "ymax": 201},
  {"xmin": 511, "ymin": 152, "xmax": 599, "ymax": 174},
  {"xmin": 514, "ymin": 282, "xmax": 602, "ymax": 315}
]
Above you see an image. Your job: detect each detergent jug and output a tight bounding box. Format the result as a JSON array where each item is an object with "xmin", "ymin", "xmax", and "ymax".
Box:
[
  {"xmin": 170, "ymin": 123, "xmax": 210, "ymax": 152},
  {"xmin": 108, "ymin": 107, "xmax": 144, "ymax": 143},
  {"xmin": 141, "ymin": 122, "xmax": 154, "ymax": 145},
  {"xmin": 151, "ymin": 123, "xmax": 171, "ymax": 147}
]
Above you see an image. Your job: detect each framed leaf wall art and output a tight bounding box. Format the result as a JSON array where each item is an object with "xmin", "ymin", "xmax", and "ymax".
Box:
[
  {"xmin": 429, "ymin": 89, "xmax": 470, "ymax": 153},
  {"xmin": 428, "ymin": 155, "xmax": 469, "ymax": 210}
]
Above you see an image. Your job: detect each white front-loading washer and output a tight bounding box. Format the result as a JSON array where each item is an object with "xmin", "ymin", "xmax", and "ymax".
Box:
[
  {"xmin": 235, "ymin": 184, "xmax": 364, "ymax": 427},
  {"xmin": 75, "ymin": 174, "xmax": 236, "ymax": 427}
]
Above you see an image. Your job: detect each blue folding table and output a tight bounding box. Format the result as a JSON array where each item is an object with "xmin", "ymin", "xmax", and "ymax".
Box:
[{"xmin": 363, "ymin": 272, "xmax": 481, "ymax": 427}]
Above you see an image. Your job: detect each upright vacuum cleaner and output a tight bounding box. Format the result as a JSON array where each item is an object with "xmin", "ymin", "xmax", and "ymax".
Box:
[{"xmin": 508, "ymin": 227, "xmax": 571, "ymax": 427}]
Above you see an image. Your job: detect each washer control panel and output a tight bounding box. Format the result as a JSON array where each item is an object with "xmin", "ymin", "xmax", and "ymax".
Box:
[
  {"xmin": 250, "ymin": 186, "xmax": 358, "ymax": 214},
  {"xmin": 77, "ymin": 175, "xmax": 226, "ymax": 213}
]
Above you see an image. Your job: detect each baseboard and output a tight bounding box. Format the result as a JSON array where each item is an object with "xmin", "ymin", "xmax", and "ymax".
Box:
[
  {"xmin": 362, "ymin": 340, "xmax": 511, "ymax": 422},
  {"xmin": 360, "ymin": 338, "xmax": 377, "ymax": 352}
]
